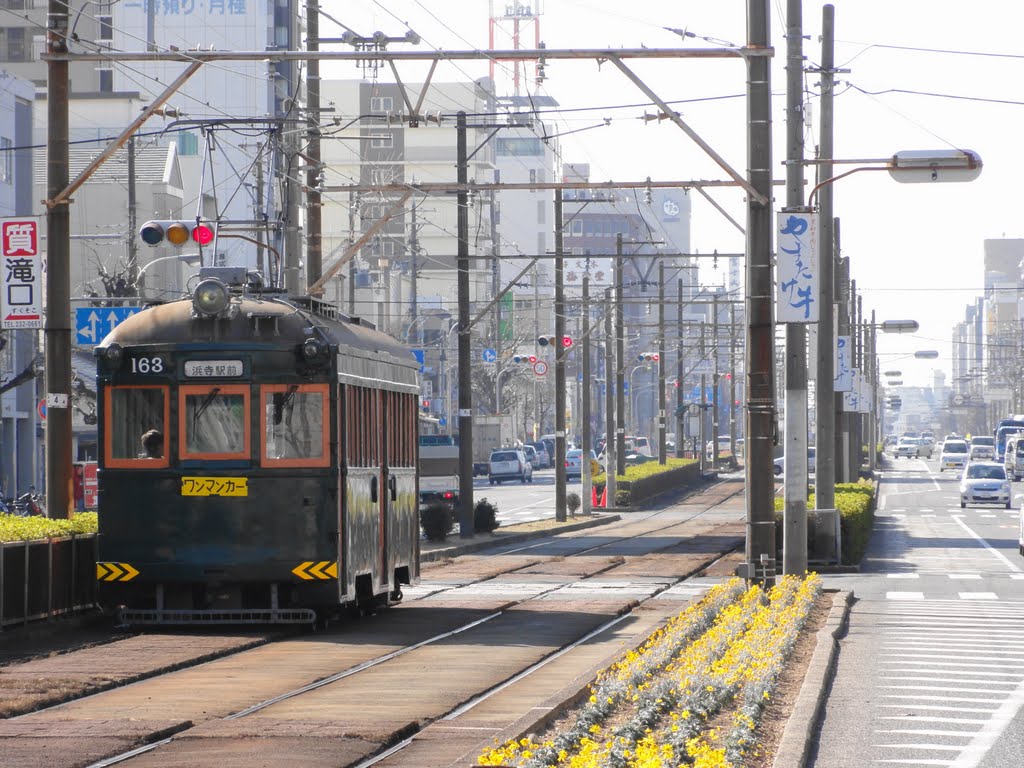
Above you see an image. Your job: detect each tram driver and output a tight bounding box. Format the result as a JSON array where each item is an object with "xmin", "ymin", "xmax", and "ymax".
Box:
[{"xmin": 139, "ymin": 429, "xmax": 164, "ymax": 459}]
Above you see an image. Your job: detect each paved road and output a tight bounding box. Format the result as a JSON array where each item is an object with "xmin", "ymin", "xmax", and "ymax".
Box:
[{"xmin": 810, "ymin": 456, "xmax": 1024, "ymax": 768}]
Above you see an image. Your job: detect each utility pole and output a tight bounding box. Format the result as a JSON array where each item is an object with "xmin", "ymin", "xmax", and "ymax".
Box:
[
  {"xmin": 305, "ymin": 0, "xmax": 323, "ymax": 287},
  {"xmin": 700, "ymin": 321, "xmax": 708, "ymax": 476},
  {"xmin": 814, "ymin": 3, "xmax": 838, "ymax": 559},
  {"xmin": 455, "ymin": 111, "xmax": 474, "ymax": 537},
  {"xmin": 348, "ymin": 190, "xmax": 356, "ymax": 314},
  {"xmin": 744, "ymin": 0, "xmax": 777, "ymax": 584},
  {"xmin": 127, "ymin": 137, "xmax": 138, "ymax": 293},
  {"xmin": 783, "ymin": 0, "xmax": 809, "ymax": 574},
  {"xmin": 554, "ymin": 192, "xmax": 567, "ymax": 521},
  {"xmin": 604, "ymin": 289, "xmax": 616, "ymax": 508},
  {"xmin": 712, "ymin": 293, "xmax": 720, "ymax": 466},
  {"xmin": 409, "ymin": 197, "xmax": 421, "ymax": 345},
  {"xmin": 582, "ymin": 276, "xmax": 593, "ymax": 513},
  {"xmin": 533, "ymin": 263, "xmax": 539, "ymax": 439},
  {"xmin": 676, "ymin": 277, "xmax": 685, "ymax": 459},
  {"xmin": 45, "ymin": 0, "xmax": 72, "ymax": 518},
  {"xmin": 730, "ymin": 303, "xmax": 737, "ymax": 462},
  {"xmin": 615, "ymin": 233, "xmax": 626, "ymax": 477},
  {"xmin": 658, "ymin": 261, "xmax": 667, "ymax": 464},
  {"xmin": 256, "ymin": 158, "xmax": 265, "ymax": 275}
]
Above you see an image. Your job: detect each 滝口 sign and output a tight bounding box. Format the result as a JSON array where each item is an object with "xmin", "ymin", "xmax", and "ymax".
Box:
[
  {"xmin": 776, "ymin": 211, "xmax": 819, "ymax": 323},
  {"xmin": 1, "ymin": 219, "xmax": 42, "ymax": 330}
]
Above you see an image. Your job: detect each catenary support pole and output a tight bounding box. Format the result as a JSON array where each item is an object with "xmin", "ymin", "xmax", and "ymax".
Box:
[
  {"xmin": 676, "ymin": 277, "xmax": 685, "ymax": 459},
  {"xmin": 744, "ymin": 0, "xmax": 778, "ymax": 584},
  {"xmin": 783, "ymin": 0, "xmax": 809, "ymax": 574},
  {"xmin": 604, "ymin": 289, "xmax": 616, "ymax": 508},
  {"xmin": 554, "ymin": 192, "xmax": 567, "ymax": 521},
  {"xmin": 582, "ymin": 276, "xmax": 593, "ymax": 513},
  {"xmin": 305, "ymin": 0, "xmax": 322, "ymax": 286},
  {"xmin": 814, "ymin": 3, "xmax": 838, "ymax": 559},
  {"xmin": 658, "ymin": 261, "xmax": 667, "ymax": 464},
  {"xmin": 615, "ymin": 233, "xmax": 626, "ymax": 477},
  {"xmin": 45, "ymin": 0, "xmax": 72, "ymax": 518},
  {"xmin": 455, "ymin": 112, "xmax": 474, "ymax": 537}
]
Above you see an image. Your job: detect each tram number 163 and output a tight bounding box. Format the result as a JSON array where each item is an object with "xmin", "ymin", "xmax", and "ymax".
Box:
[{"xmin": 130, "ymin": 357, "xmax": 165, "ymax": 374}]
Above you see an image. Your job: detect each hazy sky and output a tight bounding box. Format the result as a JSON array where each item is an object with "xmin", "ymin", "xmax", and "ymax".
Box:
[{"xmin": 320, "ymin": 1, "xmax": 1023, "ymax": 388}]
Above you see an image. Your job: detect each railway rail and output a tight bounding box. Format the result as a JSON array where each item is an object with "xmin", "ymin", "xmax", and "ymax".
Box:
[{"xmin": 0, "ymin": 480, "xmax": 745, "ymax": 768}]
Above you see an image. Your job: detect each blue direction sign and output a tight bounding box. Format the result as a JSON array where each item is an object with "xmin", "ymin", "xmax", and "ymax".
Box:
[
  {"xmin": 411, "ymin": 349, "xmax": 426, "ymax": 373},
  {"xmin": 75, "ymin": 307, "xmax": 141, "ymax": 345},
  {"xmin": 482, "ymin": 348, "xmax": 497, "ymax": 363}
]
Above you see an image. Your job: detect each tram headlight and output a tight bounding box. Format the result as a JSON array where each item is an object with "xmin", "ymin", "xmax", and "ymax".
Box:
[
  {"xmin": 192, "ymin": 278, "xmax": 230, "ymax": 317},
  {"xmin": 302, "ymin": 338, "xmax": 323, "ymax": 360},
  {"xmin": 103, "ymin": 343, "xmax": 123, "ymax": 368}
]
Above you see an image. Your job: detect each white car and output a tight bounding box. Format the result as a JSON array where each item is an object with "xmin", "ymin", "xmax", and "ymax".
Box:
[
  {"xmin": 773, "ymin": 447, "xmax": 816, "ymax": 477},
  {"xmin": 565, "ymin": 448, "xmax": 597, "ymax": 481},
  {"xmin": 969, "ymin": 436, "xmax": 996, "ymax": 462},
  {"xmin": 488, "ymin": 449, "xmax": 533, "ymax": 485},
  {"xmin": 939, "ymin": 440, "xmax": 969, "ymax": 472},
  {"xmin": 960, "ymin": 461, "xmax": 1012, "ymax": 509}
]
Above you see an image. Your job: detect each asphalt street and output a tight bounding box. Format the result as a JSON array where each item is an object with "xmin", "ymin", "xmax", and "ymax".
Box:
[{"xmin": 809, "ymin": 455, "xmax": 1024, "ymax": 768}]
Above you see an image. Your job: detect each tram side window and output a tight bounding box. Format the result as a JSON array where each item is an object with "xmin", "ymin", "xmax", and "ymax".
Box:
[
  {"xmin": 105, "ymin": 386, "xmax": 169, "ymax": 467},
  {"xmin": 262, "ymin": 384, "xmax": 329, "ymax": 466},
  {"xmin": 180, "ymin": 385, "xmax": 250, "ymax": 459}
]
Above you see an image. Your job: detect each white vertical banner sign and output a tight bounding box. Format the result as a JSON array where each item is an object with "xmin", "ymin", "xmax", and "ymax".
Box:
[
  {"xmin": 843, "ymin": 370, "xmax": 861, "ymax": 411},
  {"xmin": 776, "ymin": 211, "xmax": 820, "ymax": 323},
  {"xmin": 858, "ymin": 376, "xmax": 871, "ymax": 413},
  {"xmin": 835, "ymin": 335, "xmax": 853, "ymax": 391},
  {"xmin": 0, "ymin": 218, "xmax": 42, "ymax": 329}
]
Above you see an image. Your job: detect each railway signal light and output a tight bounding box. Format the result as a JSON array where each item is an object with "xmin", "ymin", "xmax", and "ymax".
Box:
[{"xmin": 139, "ymin": 219, "xmax": 215, "ymax": 247}]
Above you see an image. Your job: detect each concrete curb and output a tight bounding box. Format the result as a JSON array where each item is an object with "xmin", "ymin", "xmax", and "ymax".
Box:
[
  {"xmin": 419, "ymin": 514, "xmax": 622, "ymax": 563},
  {"xmin": 772, "ymin": 588, "xmax": 854, "ymax": 768}
]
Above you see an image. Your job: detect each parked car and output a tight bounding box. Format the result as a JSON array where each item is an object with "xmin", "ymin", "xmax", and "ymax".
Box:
[
  {"xmin": 1006, "ymin": 434, "xmax": 1024, "ymax": 481},
  {"xmin": 969, "ymin": 436, "xmax": 996, "ymax": 462},
  {"xmin": 488, "ymin": 448, "xmax": 533, "ymax": 485},
  {"xmin": 565, "ymin": 448, "xmax": 598, "ymax": 481},
  {"xmin": 522, "ymin": 444, "xmax": 540, "ymax": 469},
  {"xmin": 773, "ymin": 447, "xmax": 816, "ymax": 477},
  {"xmin": 960, "ymin": 461, "xmax": 1012, "ymax": 509},
  {"xmin": 528, "ymin": 441, "xmax": 551, "ymax": 468},
  {"xmin": 939, "ymin": 439, "xmax": 969, "ymax": 472},
  {"xmin": 633, "ymin": 436, "xmax": 653, "ymax": 457}
]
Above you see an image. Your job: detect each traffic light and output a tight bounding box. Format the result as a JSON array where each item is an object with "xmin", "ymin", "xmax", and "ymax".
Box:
[
  {"xmin": 537, "ymin": 335, "xmax": 557, "ymax": 347},
  {"xmin": 139, "ymin": 219, "xmax": 215, "ymax": 247},
  {"xmin": 638, "ymin": 352, "xmax": 660, "ymax": 362},
  {"xmin": 512, "ymin": 354, "xmax": 526, "ymax": 364},
  {"xmin": 562, "ymin": 335, "xmax": 573, "ymax": 348}
]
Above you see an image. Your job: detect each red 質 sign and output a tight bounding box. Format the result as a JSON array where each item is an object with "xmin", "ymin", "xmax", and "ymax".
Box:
[{"xmin": 1, "ymin": 218, "xmax": 42, "ymax": 329}]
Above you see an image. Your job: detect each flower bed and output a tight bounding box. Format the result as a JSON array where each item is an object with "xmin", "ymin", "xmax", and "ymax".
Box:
[
  {"xmin": 0, "ymin": 512, "xmax": 97, "ymax": 543},
  {"xmin": 773, "ymin": 479, "xmax": 876, "ymax": 564},
  {"xmin": 479, "ymin": 574, "xmax": 822, "ymax": 767}
]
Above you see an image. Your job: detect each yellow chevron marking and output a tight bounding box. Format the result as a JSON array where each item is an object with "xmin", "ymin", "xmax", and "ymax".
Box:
[
  {"xmin": 119, "ymin": 563, "xmax": 139, "ymax": 581},
  {"xmin": 292, "ymin": 561, "xmax": 315, "ymax": 580},
  {"xmin": 96, "ymin": 563, "xmax": 109, "ymax": 580},
  {"xmin": 105, "ymin": 563, "xmax": 125, "ymax": 581},
  {"xmin": 323, "ymin": 561, "xmax": 338, "ymax": 579}
]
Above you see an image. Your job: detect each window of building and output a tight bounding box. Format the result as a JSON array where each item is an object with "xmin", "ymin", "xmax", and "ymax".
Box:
[
  {"xmin": 536, "ymin": 200, "xmax": 545, "ymax": 224},
  {"xmin": 370, "ymin": 132, "xmax": 394, "ymax": 149},
  {"xmin": 97, "ymin": 14, "xmax": 113, "ymax": 40},
  {"xmin": 572, "ymin": 219, "xmax": 583, "ymax": 235},
  {"xmin": 0, "ymin": 137, "xmax": 11, "ymax": 184},
  {"xmin": 529, "ymin": 168, "xmax": 537, "ymax": 184},
  {"xmin": 98, "ymin": 69, "xmax": 112, "ymax": 92},
  {"xmin": 370, "ymin": 95, "xmax": 394, "ymax": 112},
  {"xmin": 495, "ymin": 137, "xmax": 543, "ymax": 156},
  {"xmin": 0, "ymin": 28, "xmax": 29, "ymax": 62}
]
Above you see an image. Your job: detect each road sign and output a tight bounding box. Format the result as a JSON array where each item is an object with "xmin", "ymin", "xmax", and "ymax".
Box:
[
  {"xmin": 482, "ymin": 348, "xmax": 497, "ymax": 363},
  {"xmin": 75, "ymin": 307, "xmax": 141, "ymax": 345},
  {"xmin": 533, "ymin": 360, "xmax": 548, "ymax": 376},
  {"xmin": 37, "ymin": 399, "xmax": 46, "ymax": 420},
  {"xmin": 411, "ymin": 349, "xmax": 425, "ymax": 373}
]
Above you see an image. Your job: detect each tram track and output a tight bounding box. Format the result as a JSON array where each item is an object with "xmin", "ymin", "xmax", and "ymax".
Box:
[{"xmin": 2, "ymin": 481, "xmax": 745, "ymax": 768}]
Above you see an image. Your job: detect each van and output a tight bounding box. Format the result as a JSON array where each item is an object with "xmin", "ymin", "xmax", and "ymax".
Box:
[{"xmin": 1006, "ymin": 435, "xmax": 1024, "ymax": 481}]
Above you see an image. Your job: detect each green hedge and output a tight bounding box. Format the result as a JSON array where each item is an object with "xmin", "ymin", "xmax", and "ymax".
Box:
[
  {"xmin": 774, "ymin": 479, "xmax": 876, "ymax": 565},
  {"xmin": 0, "ymin": 512, "xmax": 98, "ymax": 543},
  {"xmin": 593, "ymin": 458, "xmax": 699, "ymax": 507}
]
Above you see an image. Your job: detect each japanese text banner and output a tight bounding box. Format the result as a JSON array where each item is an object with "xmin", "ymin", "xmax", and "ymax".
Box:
[
  {"xmin": 776, "ymin": 211, "xmax": 820, "ymax": 323},
  {"xmin": 1, "ymin": 218, "xmax": 42, "ymax": 330}
]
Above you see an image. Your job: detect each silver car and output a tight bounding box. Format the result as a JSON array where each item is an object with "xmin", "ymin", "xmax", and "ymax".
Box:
[{"xmin": 960, "ymin": 462, "xmax": 1012, "ymax": 509}]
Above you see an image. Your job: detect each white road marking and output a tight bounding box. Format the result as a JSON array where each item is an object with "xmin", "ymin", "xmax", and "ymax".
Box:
[
  {"xmin": 887, "ymin": 591, "xmax": 925, "ymax": 600},
  {"xmin": 948, "ymin": 574, "xmax": 982, "ymax": 580},
  {"xmin": 887, "ymin": 573, "xmax": 920, "ymax": 579},
  {"xmin": 959, "ymin": 592, "xmax": 999, "ymax": 600},
  {"xmin": 951, "ymin": 515, "xmax": 1022, "ymax": 572}
]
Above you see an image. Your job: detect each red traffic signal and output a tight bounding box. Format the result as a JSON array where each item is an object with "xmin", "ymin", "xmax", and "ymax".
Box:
[
  {"xmin": 529, "ymin": 355, "xmax": 538, "ymax": 364},
  {"xmin": 139, "ymin": 219, "xmax": 215, "ymax": 247},
  {"xmin": 652, "ymin": 353, "xmax": 660, "ymax": 362},
  {"xmin": 562, "ymin": 335, "xmax": 573, "ymax": 348}
]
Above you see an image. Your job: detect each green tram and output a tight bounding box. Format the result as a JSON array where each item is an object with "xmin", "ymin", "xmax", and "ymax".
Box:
[{"xmin": 94, "ymin": 269, "xmax": 420, "ymax": 626}]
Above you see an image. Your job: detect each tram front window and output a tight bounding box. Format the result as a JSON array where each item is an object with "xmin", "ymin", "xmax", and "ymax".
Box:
[
  {"xmin": 180, "ymin": 385, "xmax": 250, "ymax": 459},
  {"xmin": 262, "ymin": 384, "xmax": 329, "ymax": 465},
  {"xmin": 106, "ymin": 386, "xmax": 167, "ymax": 466}
]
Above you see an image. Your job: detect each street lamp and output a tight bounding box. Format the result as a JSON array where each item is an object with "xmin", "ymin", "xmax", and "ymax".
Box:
[{"xmin": 915, "ymin": 350, "xmax": 940, "ymax": 360}]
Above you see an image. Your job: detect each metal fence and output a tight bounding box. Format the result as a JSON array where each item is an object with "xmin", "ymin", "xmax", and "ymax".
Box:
[{"xmin": 0, "ymin": 535, "xmax": 97, "ymax": 628}]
